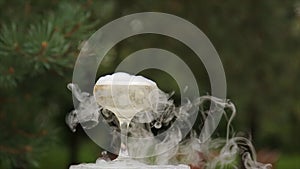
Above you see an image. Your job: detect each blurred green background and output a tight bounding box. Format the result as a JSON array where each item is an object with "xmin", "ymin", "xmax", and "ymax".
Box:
[{"xmin": 0, "ymin": 0, "xmax": 299, "ymax": 168}]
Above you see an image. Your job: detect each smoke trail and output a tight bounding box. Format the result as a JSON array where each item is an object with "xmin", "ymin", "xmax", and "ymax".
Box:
[{"xmin": 67, "ymin": 83, "xmax": 272, "ymax": 168}]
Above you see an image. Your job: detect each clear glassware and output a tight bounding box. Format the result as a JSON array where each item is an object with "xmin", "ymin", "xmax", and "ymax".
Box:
[
  {"xmin": 69, "ymin": 73, "xmax": 190, "ymax": 168},
  {"xmin": 93, "ymin": 73, "xmax": 158, "ymax": 160}
]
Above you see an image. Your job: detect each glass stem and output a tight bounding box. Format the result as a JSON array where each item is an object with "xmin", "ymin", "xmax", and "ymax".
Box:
[{"xmin": 118, "ymin": 120, "xmax": 130, "ymax": 159}]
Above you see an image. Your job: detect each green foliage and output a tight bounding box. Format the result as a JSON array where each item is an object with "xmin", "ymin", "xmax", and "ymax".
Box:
[
  {"xmin": 0, "ymin": 2, "xmax": 97, "ymax": 88},
  {"xmin": 1, "ymin": 0, "xmax": 300, "ymax": 168},
  {"xmin": 0, "ymin": 1, "xmax": 97, "ymax": 168},
  {"xmin": 277, "ymin": 154, "xmax": 300, "ymax": 169}
]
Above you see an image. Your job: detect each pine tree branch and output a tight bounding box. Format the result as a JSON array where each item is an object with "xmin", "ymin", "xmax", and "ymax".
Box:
[
  {"xmin": 0, "ymin": 145, "xmax": 32, "ymax": 155},
  {"xmin": 13, "ymin": 128, "xmax": 48, "ymax": 139},
  {"xmin": 64, "ymin": 23, "xmax": 81, "ymax": 38},
  {"xmin": 35, "ymin": 41, "xmax": 48, "ymax": 56},
  {"xmin": 0, "ymin": 1, "xmax": 98, "ymax": 168}
]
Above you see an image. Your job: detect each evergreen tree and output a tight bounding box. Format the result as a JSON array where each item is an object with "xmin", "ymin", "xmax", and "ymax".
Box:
[
  {"xmin": 1, "ymin": 0, "xmax": 299, "ymax": 168},
  {"xmin": 0, "ymin": 1, "xmax": 97, "ymax": 168}
]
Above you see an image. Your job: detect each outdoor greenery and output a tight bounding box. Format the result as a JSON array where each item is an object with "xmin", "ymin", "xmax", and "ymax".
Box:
[{"xmin": 0, "ymin": 0, "xmax": 299, "ymax": 169}]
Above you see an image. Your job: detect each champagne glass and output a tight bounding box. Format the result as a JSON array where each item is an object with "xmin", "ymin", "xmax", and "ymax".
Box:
[{"xmin": 93, "ymin": 72, "xmax": 158, "ymax": 160}]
